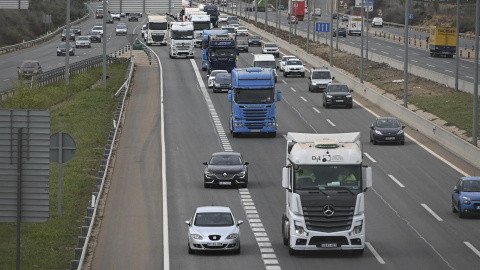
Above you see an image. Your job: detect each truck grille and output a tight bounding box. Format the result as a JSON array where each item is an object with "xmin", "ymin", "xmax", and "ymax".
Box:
[
  {"xmin": 177, "ymin": 46, "xmax": 190, "ymax": 50},
  {"xmin": 152, "ymin": 34, "xmax": 164, "ymax": 42},
  {"xmin": 242, "ymin": 108, "xmax": 268, "ymax": 130},
  {"xmin": 303, "ymin": 205, "xmax": 355, "ymax": 233}
]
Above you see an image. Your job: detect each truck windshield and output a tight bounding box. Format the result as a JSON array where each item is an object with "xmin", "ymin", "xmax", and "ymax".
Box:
[
  {"xmin": 234, "ymin": 88, "xmax": 275, "ymax": 104},
  {"xmin": 294, "ymin": 165, "xmax": 362, "ymax": 191},
  {"xmin": 171, "ymin": 30, "xmax": 194, "ymax": 39},
  {"xmin": 194, "ymin": 22, "xmax": 211, "ymax": 30},
  {"xmin": 210, "ymin": 48, "xmax": 235, "ymax": 57},
  {"xmin": 254, "ymin": 61, "xmax": 275, "ymax": 68},
  {"xmin": 149, "ymin": 22, "xmax": 168, "ymax": 30}
]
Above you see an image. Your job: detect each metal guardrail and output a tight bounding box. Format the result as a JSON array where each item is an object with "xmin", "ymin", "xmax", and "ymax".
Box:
[{"xmin": 0, "ymin": 5, "xmax": 91, "ymax": 55}]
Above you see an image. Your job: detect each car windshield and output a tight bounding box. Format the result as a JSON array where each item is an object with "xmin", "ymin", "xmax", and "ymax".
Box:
[
  {"xmin": 195, "ymin": 212, "xmax": 234, "ymax": 226},
  {"xmin": 215, "ymin": 74, "xmax": 231, "ymax": 82},
  {"xmin": 312, "ymin": 71, "xmax": 331, "ymax": 79},
  {"xmin": 282, "ymin": 56, "xmax": 295, "ymax": 62},
  {"xmin": 235, "ymin": 88, "xmax": 275, "ymax": 104},
  {"xmin": 265, "ymin": 44, "xmax": 277, "ymax": 48},
  {"xmin": 294, "ymin": 165, "xmax": 362, "ymax": 191},
  {"xmin": 117, "ymin": 25, "xmax": 127, "ymax": 29},
  {"xmin": 210, "ymin": 48, "xmax": 235, "ymax": 57},
  {"xmin": 238, "ymin": 27, "xmax": 246, "ymax": 30},
  {"xmin": 78, "ymin": 36, "xmax": 89, "ymax": 40},
  {"xmin": 287, "ymin": 60, "xmax": 302, "ymax": 65},
  {"xmin": 327, "ymin": 85, "xmax": 349, "ymax": 93},
  {"xmin": 209, "ymin": 154, "xmax": 242, "ymax": 165},
  {"xmin": 21, "ymin": 62, "xmax": 37, "ymax": 68},
  {"xmin": 237, "ymin": 40, "xmax": 247, "ymax": 45},
  {"xmin": 89, "ymin": 31, "xmax": 98, "ymax": 36},
  {"xmin": 210, "ymin": 70, "xmax": 228, "ymax": 77},
  {"xmin": 462, "ymin": 180, "xmax": 480, "ymax": 192},
  {"xmin": 376, "ymin": 119, "xmax": 401, "ymax": 128},
  {"xmin": 93, "ymin": 26, "xmax": 102, "ymax": 31},
  {"xmin": 171, "ymin": 30, "xmax": 194, "ymax": 39},
  {"xmin": 339, "ymin": 28, "xmax": 345, "ymax": 31},
  {"xmin": 250, "ymin": 36, "xmax": 260, "ymax": 40}
]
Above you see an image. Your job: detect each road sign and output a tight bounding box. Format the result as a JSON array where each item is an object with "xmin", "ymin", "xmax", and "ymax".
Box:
[
  {"xmin": 316, "ymin": 22, "xmax": 330, "ymax": 33},
  {"xmin": 50, "ymin": 133, "xmax": 76, "ymax": 163},
  {"xmin": 290, "ymin": 16, "xmax": 298, "ymax": 23},
  {"xmin": 408, "ymin": 13, "xmax": 413, "ymax": 19},
  {"xmin": 378, "ymin": 8, "xmax": 382, "ymax": 16}
]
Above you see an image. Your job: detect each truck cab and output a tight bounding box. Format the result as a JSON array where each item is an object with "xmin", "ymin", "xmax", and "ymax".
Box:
[
  {"xmin": 169, "ymin": 22, "xmax": 195, "ymax": 58},
  {"xmin": 207, "ymin": 33, "xmax": 237, "ymax": 74},
  {"xmin": 146, "ymin": 15, "xmax": 168, "ymax": 46},
  {"xmin": 202, "ymin": 29, "xmax": 228, "ymax": 71}
]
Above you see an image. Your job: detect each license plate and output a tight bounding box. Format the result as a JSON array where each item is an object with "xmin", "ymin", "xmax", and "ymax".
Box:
[
  {"xmin": 320, "ymin": 243, "xmax": 338, "ymax": 248},
  {"xmin": 219, "ymin": 181, "xmax": 231, "ymax": 185},
  {"xmin": 251, "ymin": 130, "xmax": 261, "ymax": 133},
  {"xmin": 385, "ymin": 137, "xmax": 396, "ymax": 140},
  {"xmin": 336, "ymin": 100, "xmax": 344, "ymax": 103},
  {"xmin": 207, "ymin": 242, "xmax": 223, "ymax": 246}
]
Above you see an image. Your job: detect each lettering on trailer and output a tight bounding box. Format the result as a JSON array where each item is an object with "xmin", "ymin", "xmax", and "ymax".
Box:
[
  {"xmin": 213, "ymin": 41, "xmax": 234, "ymax": 45},
  {"xmin": 312, "ymin": 155, "xmax": 344, "ymax": 162}
]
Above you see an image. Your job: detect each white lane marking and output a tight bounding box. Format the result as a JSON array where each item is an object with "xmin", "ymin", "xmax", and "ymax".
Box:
[
  {"xmin": 381, "ymin": 51, "xmax": 389, "ymax": 54},
  {"xmin": 387, "ymin": 46, "xmax": 392, "ymax": 49},
  {"xmin": 465, "ymin": 75, "xmax": 473, "ymax": 79},
  {"xmin": 327, "ymin": 119, "xmax": 336, "ymax": 126},
  {"xmin": 364, "ymin": 152, "xmax": 377, "ymax": 163},
  {"xmin": 464, "ymin": 242, "xmax": 480, "ymax": 258},
  {"xmin": 366, "ymin": 242, "xmax": 386, "ymax": 264},
  {"xmin": 2, "ymin": 79, "xmax": 9, "ymax": 82},
  {"xmin": 461, "ymin": 65, "xmax": 469, "ymax": 69},
  {"xmin": 300, "ymin": 96, "xmax": 307, "ymax": 102},
  {"xmin": 412, "ymin": 53, "xmax": 419, "ymax": 55},
  {"xmin": 371, "ymin": 48, "xmax": 377, "ymax": 51},
  {"xmin": 445, "ymin": 70, "xmax": 453, "ymax": 73},
  {"xmin": 395, "ymin": 55, "xmax": 402, "ymax": 58},
  {"xmin": 282, "ymin": 80, "xmax": 287, "ymax": 84},
  {"xmin": 421, "ymin": 204, "xmax": 443, "ymax": 221},
  {"xmin": 290, "ymin": 87, "xmax": 296, "ymax": 92},
  {"xmin": 427, "ymin": 64, "xmax": 435, "ymax": 68},
  {"xmin": 443, "ymin": 61, "xmax": 450, "ymax": 64},
  {"xmin": 354, "ymin": 99, "xmax": 470, "ymax": 177},
  {"xmin": 312, "ymin": 107, "xmax": 321, "ymax": 114},
  {"xmin": 282, "ymin": 96, "xmax": 318, "ymax": 133},
  {"xmin": 388, "ymin": 174, "xmax": 405, "ymax": 188},
  {"xmin": 411, "ymin": 60, "xmax": 418, "ymax": 63}
]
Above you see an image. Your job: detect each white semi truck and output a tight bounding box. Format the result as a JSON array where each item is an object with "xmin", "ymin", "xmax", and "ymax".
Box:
[
  {"xmin": 189, "ymin": 14, "xmax": 211, "ymax": 47},
  {"xmin": 169, "ymin": 21, "xmax": 195, "ymax": 58},
  {"xmin": 146, "ymin": 15, "xmax": 168, "ymax": 46},
  {"xmin": 281, "ymin": 132, "xmax": 372, "ymax": 255}
]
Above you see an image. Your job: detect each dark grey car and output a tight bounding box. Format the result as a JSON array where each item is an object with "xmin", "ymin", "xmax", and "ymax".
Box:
[
  {"xmin": 322, "ymin": 83, "xmax": 353, "ymax": 108},
  {"xmin": 213, "ymin": 73, "xmax": 232, "ymax": 93},
  {"xmin": 17, "ymin": 60, "xmax": 42, "ymax": 80},
  {"xmin": 237, "ymin": 40, "xmax": 248, "ymax": 52},
  {"xmin": 370, "ymin": 117, "xmax": 405, "ymax": 145},
  {"xmin": 203, "ymin": 152, "xmax": 249, "ymax": 188},
  {"xmin": 248, "ymin": 35, "xmax": 261, "ymax": 46}
]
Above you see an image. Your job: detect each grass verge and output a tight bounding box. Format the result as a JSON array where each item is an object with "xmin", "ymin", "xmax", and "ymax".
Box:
[{"xmin": 0, "ymin": 62, "xmax": 129, "ymax": 269}]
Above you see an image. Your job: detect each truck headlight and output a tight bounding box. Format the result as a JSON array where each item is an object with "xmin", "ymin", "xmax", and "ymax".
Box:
[
  {"xmin": 351, "ymin": 221, "xmax": 363, "ymax": 236},
  {"xmin": 326, "ymin": 94, "xmax": 333, "ymax": 98},
  {"xmin": 234, "ymin": 123, "xmax": 243, "ymax": 127},
  {"xmin": 294, "ymin": 221, "xmax": 308, "ymax": 237}
]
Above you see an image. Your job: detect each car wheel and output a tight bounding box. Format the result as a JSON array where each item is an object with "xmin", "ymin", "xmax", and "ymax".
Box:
[
  {"xmin": 204, "ymin": 182, "xmax": 209, "ymax": 188},
  {"xmin": 301, "ymin": 73, "xmax": 305, "ymax": 78},
  {"xmin": 234, "ymin": 242, "xmax": 241, "ymax": 254},
  {"xmin": 188, "ymin": 241, "xmax": 194, "ymax": 254},
  {"xmin": 213, "ymin": 88, "xmax": 217, "ymax": 93},
  {"xmin": 458, "ymin": 203, "xmax": 465, "ymax": 218},
  {"xmin": 452, "ymin": 198, "xmax": 458, "ymax": 213},
  {"xmin": 370, "ymin": 135, "xmax": 373, "ymax": 142},
  {"xmin": 400, "ymin": 140, "xmax": 405, "ymax": 145},
  {"xmin": 373, "ymin": 138, "xmax": 377, "ymax": 145},
  {"xmin": 283, "ymin": 73, "xmax": 287, "ymax": 78}
]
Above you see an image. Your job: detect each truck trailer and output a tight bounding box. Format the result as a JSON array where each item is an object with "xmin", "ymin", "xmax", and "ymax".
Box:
[
  {"xmin": 288, "ymin": 0, "xmax": 306, "ymax": 21},
  {"xmin": 429, "ymin": 26, "xmax": 456, "ymax": 58},
  {"xmin": 281, "ymin": 132, "xmax": 372, "ymax": 255}
]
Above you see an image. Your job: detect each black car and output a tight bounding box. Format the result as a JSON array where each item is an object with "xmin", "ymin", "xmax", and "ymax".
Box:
[
  {"xmin": 332, "ymin": 13, "xmax": 338, "ymax": 19},
  {"xmin": 106, "ymin": 15, "xmax": 114, "ymax": 23},
  {"xmin": 203, "ymin": 152, "xmax": 249, "ymax": 188},
  {"xmin": 61, "ymin": 29, "xmax": 76, "ymax": 41},
  {"xmin": 128, "ymin": 13, "xmax": 139, "ymax": 21},
  {"xmin": 370, "ymin": 117, "xmax": 405, "ymax": 145},
  {"xmin": 333, "ymin": 27, "xmax": 346, "ymax": 37},
  {"xmin": 248, "ymin": 35, "xmax": 261, "ymax": 46},
  {"xmin": 213, "ymin": 73, "xmax": 232, "ymax": 93},
  {"xmin": 88, "ymin": 31, "xmax": 102, "ymax": 43},
  {"xmin": 71, "ymin": 26, "xmax": 81, "ymax": 35},
  {"xmin": 237, "ymin": 40, "xmax": 248, "ymax": 52},
  {"xmin": 322, "ymin": 83, "xmax": 353, "ymax": 108}
]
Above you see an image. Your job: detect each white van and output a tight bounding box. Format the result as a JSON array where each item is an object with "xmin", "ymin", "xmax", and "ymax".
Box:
[
  {"xmin": 253, "ymin": 54, "xmax": 278, "ymax": 83},
  {"xmin": 372, "ymin": 17, "xmax": 383, "ymax": 27}
]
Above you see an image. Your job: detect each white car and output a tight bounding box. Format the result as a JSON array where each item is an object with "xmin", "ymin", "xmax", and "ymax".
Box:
[
  {"xmin": 279, "ymin": 55, "xmax": 297, "ymax": 72},
  {"xmin": 207, "ymin": 70, "xmax": 228, "ymax": 88},
  {"xmin": 221, "ymin": 25, "xmax": 236, "ymax": 35},
  {"xmin": 229, "ymin": 23, "xmax": 239, "ymax": 30},
  {"xmin": 75, "ymin": 36, "xmax": 91, "ymax": 48},
  {"xmin": 219, "ymin": 14, "xmax": 228, "ymax": 23},
  {"xmin": 115, "ymin": 24, "xmax": 127, "ymax": 36},
  {"xmin": 308, "ymin": 67, "xmax": 334, "ymax": 92},
  {"xmin": 186, "ymin": 206, "xmax": 243, "ymax": 254},
  {"xmin": 235, "ymin": 26, "xmax": 248, "ymax": 36},
  {"xmin": 283, "ymin": 58, "xmax": 305, "ymax": 78},
  {"xmin": 111, "ymin": 13, "xmax": 121, "ymax": 21},
  {"xmin": 261, "ymin": 42, "xmax": 280, "ymax": 58},
  {"xmin": 91, "ymin": 26, "xmax": 103, "ymax": 37}
]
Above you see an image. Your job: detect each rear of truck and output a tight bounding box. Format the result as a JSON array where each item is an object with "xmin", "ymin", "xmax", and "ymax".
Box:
[{"xmin": 429, "ymin": 26, "xmax": 456, "ymax": 58}]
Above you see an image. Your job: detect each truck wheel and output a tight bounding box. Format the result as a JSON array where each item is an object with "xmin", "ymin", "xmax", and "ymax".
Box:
[
  {"xmin": 352, "ymin": 249, "xmax": 364, "ymax": 256},
  {"xmin": 283, "ymin": 73, "xmax": 287, "ymax": 78},
  {"xmin": 269, "ymin": 132, "xmax": 276, "ymax": 138},
  {"xmin": 282, "ymin": 214, "xmax": 288, "ymax": 246}
]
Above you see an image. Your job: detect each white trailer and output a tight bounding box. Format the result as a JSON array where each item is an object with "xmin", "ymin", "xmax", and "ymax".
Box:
[
  {"xmin": 281, "ymin": 132, "xmax": 372, "ymax": 255},
  {"xmin": 347, "ymin": 15, "xmax": 362, "ymax": 36},
  {"xmin": 169, "ymin": 21, "xmax": 195, "ymax": 58},
  {"xmin": 146, "ymin": 15, "xmax": 168, "ymax": 46}
]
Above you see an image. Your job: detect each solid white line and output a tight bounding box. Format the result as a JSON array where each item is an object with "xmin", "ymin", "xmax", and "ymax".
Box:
[
  {"xmin": 364, "ymin": 152, "xmax": 377, "ymax": 163},
  {"xmin": 388, "ymin": 174, "xmax": 405, "ymax": 188},
  {"xmin": 396, "ymin": 55, "xmax": 402, "ymax": 58},
  {"xmin": 312, "ymin": 107, "xmax": 320, "ymax": 114},
  {"xmin": 327, "ymin": 119, "xmax": 336, "ymax": 126},
  {"xmin": 366, "ymin": 242, "xmax": 386, "ymax": 264},
  {"xmin": 290, "ymin": 87, "xmax": 296, "ymax": 92},
  {"xmin": 300, "ymin": 96, "xmax": 307, "ymax": 102},
  {"xmin": 461, "ymin": 65, "xmax": 469, "ymax": 69},
  {"xmin": 443, "ymin": 60, "xmax": 450, "ymax": 64},
  {"xmin": 421, "ymin": 204, "xmax": 443, "ymax": 221},
  {"xmin": 464, "ymin": 242, "xmax": 480, "ymax": 258}
]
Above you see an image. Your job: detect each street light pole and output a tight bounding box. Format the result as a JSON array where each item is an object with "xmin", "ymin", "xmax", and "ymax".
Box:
[{"xmin": 403, "ymin": 0, "xmax": 409, "ymax": 108}]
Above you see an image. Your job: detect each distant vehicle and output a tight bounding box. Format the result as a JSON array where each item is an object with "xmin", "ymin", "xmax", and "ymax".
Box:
[
  {"xmin": 218, "ymin": 14, "xmax": 228, "ymax": 23},
  {"xmin": 61, "ymin": 29, "xmax": 76, "ymax": 41},
  {"xmin": 106, "ymin": 14, "xmax": 114, "ymax": 23},
  {"xmin": 203, "ymin": 152, "xmax": 249, "ymax": 188},
  {"xmin": 95, "ymin": 8, "xmax": 103, "ymax": 19},
  {"xmin": 279, "ymin": 55, "xmax": 297, "ymax": 72},
  {"xmin": 71, "ymin": 26, "xmax": 81, "ymax": 35},
  {"xmin": 248, "ymin": 35, "xmax": 262, "ymax": 46},
  {"xmin": 235, "ymin": 26, "xmax": 248, "ymax": 36},
  {"xmin": 369, "ymin": 117, "xmax": 405, "ymax": 145},
  {"xmin": 207, "ymin": 70, "xmax": 228, "ymax": 88},
  {"xmin": 348, "ymin": 15, "xmax": 362, "ymax": 36},
  {"xmin": 332, "ymin": 13, "xmax": 338, "ymax": 19},
  {"xmin": 452, "ymin": 177, "xmax": 480, "ymax": 218},
  {"xmin": 253, "ymin": 54, "xmax": 278, "ymax": 83},
  {"xmin": 342, "ymin": 14, "xmax": 349, "ymax": 22},
  {"xmin": 17, "ymin": 60, "xmax": 42, "ymax": 80},
  {"xmin": 91, "ymin": 26, "xmax": 104, "ymax": 37},
  {"xmin": 57, "ymin": 42, "xmax": 75, "ymax": 56},
  {"xmin": 429, "ymin": 26, "xmax": 456, "ymax": 58},
  {"xmin": 283, "ymin": 58, "xmax": 305, "ymax": 78},
  {"xmin": 115, "ymin": 24, "xmax": 127, "ymax": 36},
  {"xmin": 111, "ymin": 12, "xmax": 121, "ymax": 21},
  {"xmin": 237, "ymin": 40, "xmax": 248, "ymax": 52},
  {"xmin": 186, "ymin": 206, "xmax": 243, "ymax": 254},
  {"xmin": 333, "ymin": 27, "xmax": 347, "ymax": 37},
  {"xmin": 226, "ymin": 16, "xmax": 238, "ymax": 25},
  {"xmin": 261, "ymin": 42, "xmax": 280, "ymax": 58},
  {"xmin": 278, "ymin": 5, "xmax": 284, "ymax": 10},
  {"xmin": 322, "ymin": 83, "xmax": 353, "ymax": 108},
  {"xmin": 212, "ymin": 73, "xmax": 232, "ymax": 93},
  {"xmin": 371, "ymin": 17, "xmax": 383, "ymax": 27},
  {"xmin": 88, "ymin": 31, "xmax": 102, "ymax": 43},
  {"xmin": 75, "ymin": 36, "xmax": 91, "ymax": 48},
  {"xmin": 128, "ymin": 13, "xmax": 139, "ymax": 21},
  {"xmin": 313, "ymin": 8, "xmax": 321, "ymax": 16},
  {"xmin": 308, "ymin": 67, "xmax": 333, "ymax": 92},
  {"xmin": 221, "ymin": 25, "xmax": 236, "ymax": 35},
  {"xmin": 288, "ymin": 0, "xmax": 305, "ymax": 21},
  {"xmin": 141, "ymin": 24, "xmax": 147, "ymax": 39}
]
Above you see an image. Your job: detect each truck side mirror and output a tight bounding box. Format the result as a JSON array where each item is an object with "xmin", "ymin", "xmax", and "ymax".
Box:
[
  {"xmin": 282, "ymin": 167, "xmax": 289, "ymax": 189},
  {"xmin": 228, "ymin": 90, "xmax": 233, "ymax": 102},
  {"xmin": 277, "ymin": 89, "xmax": 282, "ymax": 101},
  {"xmin": 332, "ymin": 76, "xmax": 335, "ymax": 80},
  {"xmin": 364, "ymin": 167, "xmax": 372, "ymax": 191}
]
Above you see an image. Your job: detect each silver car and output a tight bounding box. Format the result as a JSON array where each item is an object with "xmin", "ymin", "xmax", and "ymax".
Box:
[
  {"xmin": 186, "ymin": 206, "xmax": 243, "ymax": 254},
  {"xmin": 75, "ymin": 36, "xmax": 91, "ymax": 48}
]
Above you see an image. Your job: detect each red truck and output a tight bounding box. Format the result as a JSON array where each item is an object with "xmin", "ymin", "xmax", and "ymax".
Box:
[{"xmin": 288, "ymin": 0, "xmax": 305, "ymax": 21}]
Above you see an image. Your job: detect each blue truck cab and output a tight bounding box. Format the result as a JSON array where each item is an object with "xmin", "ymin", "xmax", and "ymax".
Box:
[
  {"xmin": 204, "ymin": 5, "xmax": 219, "ymax": 28},
  {"xmin": 207, "ymin": 33, "xmax": 237, "ymax": 74},
  {"xmin": 228, "ymin": 68, "xmax": 281, "ymax": 137},
  {"xmin": 202, "ymin": 29, "xmax": 228, "ymax": 71}
]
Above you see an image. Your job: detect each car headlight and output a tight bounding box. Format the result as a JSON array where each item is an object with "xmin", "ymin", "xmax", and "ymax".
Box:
[
  {"xmin": 326, "ymin": 94, "xmax": 333, "ymax": 98},
  {"xmin": 294, "ymin": 221, "xmax": 308, "ymax": 236},
  {"xmin": 235, "ymin": 171, "xmax": 246, "ymax": 177},
  {"xmin": 397, "ymin": 130, "xmax": 404, "ymax": 135},
  {"xmin": 191, "ymin": 234, "xmax": 203, "ymax": 240},
  {"xmin": 462, "ymin": 196, "xmax": 471, "ymax": 205},
  {"xmin": 374, "ymin": 130, "xmax": 383, "ymax": 135},
  {"xmin": 226, "ymin": 233, "xmax": 239, "ymax": 239},
  {"xmin": 312, "ymin": 82, "xmax": 317, "ymax": 85},
  {"xmin": 57, "ymin": 48, "xmax": 61, "ymax": 52},
  {"xmin": 214, "ymin": 83, "xmax": 221, "ymax": 88},
  {"xmin": 204, "ymin": 170, "xmax": 215, "ymax": 178},
  {"xmin": 346, "ymin": 94, "xmax": 352, "ymax": 98}
]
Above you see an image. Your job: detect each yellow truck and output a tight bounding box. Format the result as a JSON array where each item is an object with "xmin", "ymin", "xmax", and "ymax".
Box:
[{"xmin": 429, "ymin": 26, "xmax": 456, "ymax": 58}]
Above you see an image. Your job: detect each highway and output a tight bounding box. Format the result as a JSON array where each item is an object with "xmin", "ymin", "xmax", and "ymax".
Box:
[{"xmin": 89, "ymin": 16, "xmax": 479, "ymax": 270}]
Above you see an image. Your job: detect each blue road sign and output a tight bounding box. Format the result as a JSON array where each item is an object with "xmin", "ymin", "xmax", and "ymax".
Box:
[
  {"xmin": 316, "ymin": 22, "xmax": 330, "ymax": 33},
  {"xmin": 85, "ymin": 4, "xmax": 88, "ymax": 14},
  {"xmin": 408, "ymin": 13, "xmax": 413, "ymax": 19}
]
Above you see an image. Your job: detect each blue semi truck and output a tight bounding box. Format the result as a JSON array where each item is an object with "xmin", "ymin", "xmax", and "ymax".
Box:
[
  {"xmin": 207, "ymin": 33, "xmax": 237, "ymax": 74},
  {"xmin": 202, "ymin": 29, "xmax": 228, "ymax": 71},
  {"xmin": 228, "ymin": 68, "xmax": 281, "ymax": 137},
  {"xmin": 204, "ymin": 5, "xmax": 219, "ymax": 28}
]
